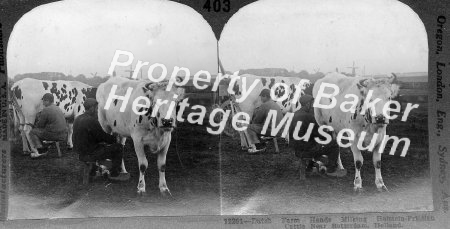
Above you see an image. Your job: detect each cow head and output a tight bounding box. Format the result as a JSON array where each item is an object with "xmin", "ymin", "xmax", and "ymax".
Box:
[
  {"xmin": 143, "ymin": 80, "xmax": 184, "ymax": 131},
  {"xmin": 357, "ymin": 73, "xmax": 399, "ymax": 125}
]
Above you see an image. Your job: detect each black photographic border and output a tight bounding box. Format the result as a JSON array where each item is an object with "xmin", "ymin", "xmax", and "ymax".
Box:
[{"xmin": 0, "ymin": 0, "xmax": 448, "ymax": 228}]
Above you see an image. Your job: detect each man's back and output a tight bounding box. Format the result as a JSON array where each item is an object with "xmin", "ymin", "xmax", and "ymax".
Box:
[
  {"xmin": 36, "ymin": 104, "xmax": 67, "ymax": 133},
  {"xmin": 252, "ymin": 100, "xmax": 283, "ymax": 125},
  {"xmin": 73, "ymin": 113, "xmax": 115, "ymax": 156},
  {"xmin": 290, "ymin": 107, "xmax": 320, "ymax": 147}
]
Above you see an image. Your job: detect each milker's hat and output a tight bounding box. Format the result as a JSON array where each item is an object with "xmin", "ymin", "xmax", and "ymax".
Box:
[
  {"xmin": 259, "ymin": 89, "xmax": 271, "ymax": 97},
  {"xmin": 42, "ymin": 93, "xmax": 54, "ymax": 103},
  {"xmin": 299, "ymin": 94, "xmax": 314, "ymax": 105},
  {"xmin": 83, "ymin": 98, "xmax": 98, "ymax": 110}
]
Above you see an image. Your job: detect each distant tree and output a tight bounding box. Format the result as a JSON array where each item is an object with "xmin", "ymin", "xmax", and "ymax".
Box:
[
  {"xmin": 237, "ymin": 68, "xmax": 327, "ymax": 83},
  {"xmin": 12, "ymin": 72, "xmax": 110, "ymax": 87},
  {"xmin": 75, "ymin": 74, "xmax": 87, "ymax": 83},
  {"xmin": 298, "ymin": 70, "xmax": 309, "ymax": 78},
  {"xmin": 311, "ymin": 71, "xmax": 325, "ymax": 78},
  {"xmin": 50, "ymin": 73, "xmax": 61, "ymax": 81},
  {"xmin": 66, "ymin": 74, "xmax": 75, "ymax": 81},
  {"xmin": 88, "ymin": 75, "xmax": 108, "ymax": 87},
  {"xmin": 341, "ymin": 72, "xmax": 353, "ymax": 77}
]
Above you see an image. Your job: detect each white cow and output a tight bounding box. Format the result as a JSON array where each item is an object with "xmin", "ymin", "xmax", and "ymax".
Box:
[
  {"xmin": 312, "ymin": 72, "xmax": 399, "ymax": 191},
  {"xmin": 229, "ymin": 74, "xmax": 310, "ymax": 149},
  {"xmin": 96, "ymin": 76, "xmax": 184, "ymax": 195},
  {"xmin": 11, "ymin": 78, "xmax": 95, "ymax": 153}
]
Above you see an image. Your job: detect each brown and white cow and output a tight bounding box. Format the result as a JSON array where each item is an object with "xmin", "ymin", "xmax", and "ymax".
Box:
[
  {"xmin": 96, "ymin": 76, "xmax": 184, "ymax": 195},
  {"xmin": 11, "ymin": 78, "xmax": 95, "ymax": 153},
  {"xmin": 228, "ymin": 74, "xmax": 311, "ymax": 149},
  {"xmin": 313, "ymin": 72, "xmax": 399, "ymax": 191}
]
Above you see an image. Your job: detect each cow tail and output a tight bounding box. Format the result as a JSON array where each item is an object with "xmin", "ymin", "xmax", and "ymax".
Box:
[
  {"xmin": 10, "ymin": 93, "xmax": 25, "ymax": 132},
  {"xmin": 10, "ymin": 94, "xmax": 22, "ymax": 119}
]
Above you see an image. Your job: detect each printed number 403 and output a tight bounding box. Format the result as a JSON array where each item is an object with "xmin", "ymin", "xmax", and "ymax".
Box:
[{"xmin": 203, "ymin": 0, "xmax": 230, "ymax": 12}]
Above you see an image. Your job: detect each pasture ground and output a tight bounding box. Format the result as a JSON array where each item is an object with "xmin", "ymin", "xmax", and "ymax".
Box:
[
  {"xmin": 9, "ymin": 122, "xmax": 221, "ymax": 219},
  {"xmin": 220, "ymin": 102, "xmax": 432, "ymax": 214},
  {"xmin": 9, "ymin": 102, "xmax": 431, "ymax": 218}
]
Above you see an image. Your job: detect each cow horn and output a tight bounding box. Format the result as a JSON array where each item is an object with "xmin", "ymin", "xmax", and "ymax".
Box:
[{"xmin": 390, "ymin": 73, "xmax": 397, "ymax": 83}]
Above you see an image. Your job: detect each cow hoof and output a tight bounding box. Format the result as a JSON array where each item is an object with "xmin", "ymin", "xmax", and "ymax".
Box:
[
  {"xmin": 377, "ymin": 185, "xmax": 389, "ymax": 192},
  {"xmin": 22, "ymin": 151, "xmax": 31, "ymax": 156},
  {"xmin": 318, "ymin": 166, "xmax": 327, "ymax": 174},
  {"xmin": 30, "ymin": 152, "xmax": 47, "ymax": 159},
  {"xmin": 353, "ymin": 187, "xmax": 364, "ymax": 193},
  {"xmin": 299, "ymin": 174, "xmax": 306, "ymax": 181},
  {"xmin": 137, "ymin": 190, "xmax": 147, "ymax": 197},
  {"xmin": 160, "ymin": 189, "xmax": 172, "ymax": 198},
  {"xmin": 67, "ymin": 147, "xmax": 73, "ymax": 150}
]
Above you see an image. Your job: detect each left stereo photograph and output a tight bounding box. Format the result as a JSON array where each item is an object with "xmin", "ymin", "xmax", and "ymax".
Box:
[{"xmin": 6, "ymin": 0, "xmax": 221, "ymax": 219}]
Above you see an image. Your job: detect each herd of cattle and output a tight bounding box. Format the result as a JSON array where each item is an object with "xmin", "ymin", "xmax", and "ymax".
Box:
[{"xmin": 10, "ymin": 72, "xmax": 401, "ymax": 194}]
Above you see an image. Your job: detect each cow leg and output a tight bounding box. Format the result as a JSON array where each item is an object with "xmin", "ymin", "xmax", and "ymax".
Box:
[
  {"xmin": 119, "ymin": 137, "xmax": 128, "ymax": 174},
  {"xmin": 373, "ymin": 148, "xmax": 388, "ymax": 192},
  {"xmin": 334, "ymin": 135, "xmax": 345, "ymax": 171},
  {"xmin": 336, "ymin": 147, "xmax": 345, "ymax": 170},
  {"xmin": 67, "ymin": 123, "xmax": 74, "ymax": 149},
  {"xmin": 11, "ymin": 109, "xmax": 20, "ymax": 141},
  {"xmin": 120, "ymin": 159, "xmax": 128, "ymax": 174},
  {"xmin": 350, "ymin": 144, "xmax": 363, "ymax": 192},
  {"xmin": 23, "ymin": 125, "xmax": 38, "ymax": 153},
  {"xmin": 19, "ymin": 126, "xmax": 31, "ymax": 154},
  {"xmin": 132, "ymin": 139, "xmax": 147, "ymax": 194},
  {"xmin": 240, "ymin": 130, "xmax": 250, "ymax": 150},
  {"xmin": 17, "ymin": 113, "xmax": 31, "ymax": 153},
  {"xmin": 239, "ymin": 131, "xmax": 246, "ymax": 149},
  {"xmin": 157, "ymin": 143, "xmax": 171, "ymax": 197}
]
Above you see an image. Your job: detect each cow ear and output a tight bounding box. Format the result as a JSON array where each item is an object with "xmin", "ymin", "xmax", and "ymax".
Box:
[
  {"xmin": 389, "ymin": 73, "xmax": 398, "ymax": 84},
  {"xmin": 357, "ymin": 79, "xmax": 369, "ymax": 96},
  {"xmin": 356, "ymin": 79, "xmax": 369, "ymax": 89},
  {"xmin": 357, "ymin": 79, "xmax": 368, "ymax": 90},
  {"xmin": 144, "ymin": 83, "xmax": 154, "ymax": 92},
  {"xmin": 176, "ymin": 87, "xmax": 185, "ymax": 98}
]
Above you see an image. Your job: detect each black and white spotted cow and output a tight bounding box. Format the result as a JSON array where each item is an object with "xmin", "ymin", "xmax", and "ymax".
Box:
[
  {"xmin": 313, "ymin": 72, "xmax": 399, "ymax": 191},
  {"xmin": 230, "ymin": 74, "xmax": 311, "ymax": 149},
  {"xmin": 96, "ymin": 76, "xmax": 184, "ymax": 195},
  {"xmin": 11, "ymin": 78, "xmax": 95, "ymax": 153}
]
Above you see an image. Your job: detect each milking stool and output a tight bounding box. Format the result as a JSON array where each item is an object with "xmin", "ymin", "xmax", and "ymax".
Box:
[
  {"xmin": 260, "ymin": 136, "xmax": 280, "ymax": 153},
  {"xmin": 42, "ymin": 140, "xmax": 62, "ymax": 157},
  {"xmin": 81, "ymin": 160, "xmax": 112, "ymax": 184}
]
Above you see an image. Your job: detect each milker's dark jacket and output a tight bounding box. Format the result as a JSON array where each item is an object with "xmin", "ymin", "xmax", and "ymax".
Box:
[
  {"xmin": 72, "ymin": 113, "xmax": 116, "ymax": 157},
  {"xmin": 35, "ymin": 104, "xmax": 67, "ymax": 134}
]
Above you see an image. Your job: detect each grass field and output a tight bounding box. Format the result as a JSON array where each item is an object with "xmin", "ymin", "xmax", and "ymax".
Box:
[{"xmin": 8, "ymin": 100, "xmax": 430, "ymax": 218}]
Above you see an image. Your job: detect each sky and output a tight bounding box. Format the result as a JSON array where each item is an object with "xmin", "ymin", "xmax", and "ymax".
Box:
[
  {"xmin": 219, "ymin": 0, "xmax": 428, "ymax": 76},
  {"xmin": 7, "ymin": 0, "xmax": 218, "ymax": 79}
]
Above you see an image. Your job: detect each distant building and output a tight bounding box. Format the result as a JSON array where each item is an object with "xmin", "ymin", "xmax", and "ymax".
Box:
[{"xmin": 239, "ymin": 68, "xmax": 289, "ymax": 77}]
